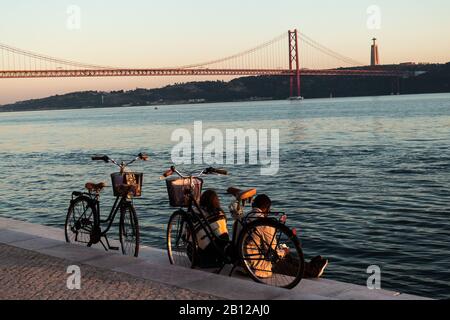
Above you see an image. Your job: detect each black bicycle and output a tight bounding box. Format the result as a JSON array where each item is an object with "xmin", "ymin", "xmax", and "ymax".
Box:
[
  {"xmin": 65, "ymin": 153, "xmax": 148, "ymax": 257},
  {"xmin": 162, "ymin": 166, "xmax": 305, "ymax": 289}
]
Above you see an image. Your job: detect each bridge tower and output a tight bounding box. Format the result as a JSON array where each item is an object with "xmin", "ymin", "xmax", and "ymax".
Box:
[{"xmin": 288, "ymin": 29, "xmax": 301, "ymax": 98}]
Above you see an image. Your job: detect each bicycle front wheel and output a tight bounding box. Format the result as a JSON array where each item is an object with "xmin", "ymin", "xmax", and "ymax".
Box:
[
  {"xmin": 119, "ymin": 202, "xmax": 140, "ymax": 257},
  {"xmin": 238, "ymin": 218, "xmax": 305, "ymax": 289},
  {"xmin": 167, "ymin": 210, "xmax": 197, "ymax": 268}
]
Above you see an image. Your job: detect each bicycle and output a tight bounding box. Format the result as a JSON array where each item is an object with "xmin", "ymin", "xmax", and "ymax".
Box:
[
  {"xmin": 162, "ymin": 166, "xmax": 305, "ymax": 289},
  {"xmin": 65, "ymin": 153, "xmax": 148, "ymax": 257}
]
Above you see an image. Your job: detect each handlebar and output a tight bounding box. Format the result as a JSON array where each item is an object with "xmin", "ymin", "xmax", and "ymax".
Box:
[
  {"xmin": 92, "ymin": 155, "xmax": 110, "ymax": 163},
  {"xmin": 91, "ymin": 153, "xmax": 149, "ymax": 171},
  {"xmin": 204, "ymin": 167, "xmax": 228, "ymax": 176},
  {"xmin": 160, "ymin": 166, "xmax": 228, "ymax": 180},
  {"xmin": 138, "ymin": 153, "xmax": 149, "ymax": 161},
  {"xmin": 162, "ymin": 166, "xmax": 176, "ymax": 178}
]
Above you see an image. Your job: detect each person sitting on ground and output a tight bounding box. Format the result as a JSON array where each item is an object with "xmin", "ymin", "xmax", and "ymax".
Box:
[
  {"xmin": 193, "ymin": 189, "xmax": 230, "ymax": 268},
  {"xmin": 239, "ymin": 194, "xmax": 328, "ymax": 279}
]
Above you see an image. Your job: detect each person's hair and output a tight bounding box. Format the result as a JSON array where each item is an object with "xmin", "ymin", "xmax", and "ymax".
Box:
[
  {"xmin": 200, "ymin": 189, "xmax": 222, "ymax": 213},
  {"xmin": 252, "ymin": 194, "xmax": 272, "ymax": 213}
]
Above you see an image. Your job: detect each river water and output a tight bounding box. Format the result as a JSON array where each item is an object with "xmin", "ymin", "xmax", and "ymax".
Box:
[{"xmin": 0, "ymin": 93, "xmax": 449, "ymax": 299}]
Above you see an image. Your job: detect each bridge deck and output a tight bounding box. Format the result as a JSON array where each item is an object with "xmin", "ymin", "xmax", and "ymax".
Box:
[{"xmin": 0, "ymin": 68, "xmax": 408, "ymax": 79}]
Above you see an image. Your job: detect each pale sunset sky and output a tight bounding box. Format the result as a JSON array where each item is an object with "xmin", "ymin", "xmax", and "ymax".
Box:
[{"xmin": 0, "ymin": 0, "xmax": 449, "ymax": 104}]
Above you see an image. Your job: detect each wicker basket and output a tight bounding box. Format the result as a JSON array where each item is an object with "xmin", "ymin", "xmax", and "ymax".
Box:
[
  {"xmin": 166, "ymin": 177, "xmax": 203, "ymax": 207},
  {"xmin": 111, "ymin": 172, "xmax": 143, "ymax": 197}
]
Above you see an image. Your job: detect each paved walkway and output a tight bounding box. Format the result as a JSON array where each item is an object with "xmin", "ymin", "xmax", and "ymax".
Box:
[
  {"xmin": 0, "ymin": 217, "xmax": 430, "ymax": 300},
  {"xmin": 0, "ymin": 243, "xmax": 218, "ymax": 300}
]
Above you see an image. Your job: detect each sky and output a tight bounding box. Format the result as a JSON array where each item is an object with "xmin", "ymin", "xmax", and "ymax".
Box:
[{"xmin": 0, "ymin": 0, "xmax": 449, "ymax": 104}]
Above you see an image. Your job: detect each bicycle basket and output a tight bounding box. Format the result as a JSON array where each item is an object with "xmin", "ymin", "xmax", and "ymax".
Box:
[
  {"xmin": 111, "ymin": 172, "xmax": 143, "ymax": 197},
  {"xmin": 166, "ymin": 177, "xmax": 203, "ymax": 207}
]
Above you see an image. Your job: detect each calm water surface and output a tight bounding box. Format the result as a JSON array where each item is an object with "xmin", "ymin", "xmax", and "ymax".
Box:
[{"xmin": 0, "ymin": 93, "xmax": 449, "ymax": 299}]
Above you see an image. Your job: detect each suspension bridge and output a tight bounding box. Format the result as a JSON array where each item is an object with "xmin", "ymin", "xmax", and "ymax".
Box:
[{"xmin": 0, "ymin": 29, "xmax": 409, "ymax": 97}]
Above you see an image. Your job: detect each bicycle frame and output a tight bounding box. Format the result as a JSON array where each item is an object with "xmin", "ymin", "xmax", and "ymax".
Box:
[
  {"xmin": 164, "ymin": 166, "xmax": 305, "ymax": 288},
  {"xmin": 90, "ymin": 153, "xmax": 147, "ymax": 234},
  {"xmin": 165, "ymin": 166, "xmax": 294, "ymax": 275},
  {"xmin": 184, "ymin": 191, "xmax": 291, "ymax": 278},
  {"xmin": 166, "ymin": 168, "xmax": 234, "ymax": 265},
  {"xmin": 97, "ymin": 194, "xmax": 131, "ymax": 236},
  {"xmin": 68, "ymin": 152, "xmax": 148, "ymax": 251},
  {"xmin": 170, "ymin": 168, "xmax": 269, "ymax": 272},
  {"xmin": 70, "ymin": 190, "xmax": 130, "ymax": 248}
]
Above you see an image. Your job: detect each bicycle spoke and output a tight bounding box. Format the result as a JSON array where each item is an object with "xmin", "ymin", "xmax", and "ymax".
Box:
[
  {"xmin": 66, "ymin": 198, "xmax": 95, "ymax": 245},
  {"xmin": 168, "ymin": 212, "xmax": 196, "ymax": 268},
  {"xmin": 120, "ymin": 204, "xmax": 139, "ymax": 257},
  {"xmin": 240, "ymin": 220, "xmax": 304, "ymax": 289}
]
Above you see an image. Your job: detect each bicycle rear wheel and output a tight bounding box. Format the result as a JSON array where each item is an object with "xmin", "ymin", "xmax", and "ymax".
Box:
[
  {"xmin": 65, "ymin": 196, "xmax": 97, "ymax": 245},
  {"xmin": 119, "ymin": 202, "xmax": 140, "ymax": 257},
  {"xmin": 238, "ymin": 218, "xmax": 304, "ymax": 289},
  {"xmin": 167, "ymin": 210, "xmax": 197, "ymax": 268}
]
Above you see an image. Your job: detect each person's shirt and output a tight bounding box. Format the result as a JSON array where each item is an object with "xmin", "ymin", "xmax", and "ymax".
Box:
[
  {"xmin": 246, "ymin": 207, "xmax": 266, "ymax": 220},
  {"xmin": 193, "ymin": 206, "xmax": 229, "ymax": 250},
  {"xmin": 240, "ymin": 208, "xmax": 275, "ymax": 277},
  {"xmin": 235, "ymin": 207, "xmax": 287, "ymax": 278},
  {"xmin": 234, "ymin": 207, "xmax": 265, "ymax": 244}
]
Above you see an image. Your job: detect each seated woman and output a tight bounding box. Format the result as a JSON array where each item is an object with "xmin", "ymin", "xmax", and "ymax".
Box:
[{"xmin": 193, "ymin": 190, "xmax": 230, "ymax": 268}]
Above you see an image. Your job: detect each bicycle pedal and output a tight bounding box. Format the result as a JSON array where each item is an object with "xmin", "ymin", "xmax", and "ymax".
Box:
[{"xmin": 109, "ymin": 246, "xmax": 120, "ymax": 251}]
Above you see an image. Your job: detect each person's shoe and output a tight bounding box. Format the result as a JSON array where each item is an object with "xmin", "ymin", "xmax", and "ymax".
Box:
[{"xmin": 314, "ymin": 258, "xmax": 328, "ymax": 278}]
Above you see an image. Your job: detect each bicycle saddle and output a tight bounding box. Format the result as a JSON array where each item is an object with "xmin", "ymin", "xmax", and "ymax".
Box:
[
  {"xmin": 85, "ymin": 182, "xmax": 107, "ymax": 193},
  {"xmin": 227, "ymin": 187, "xmax": 257, "ymax": 201}
]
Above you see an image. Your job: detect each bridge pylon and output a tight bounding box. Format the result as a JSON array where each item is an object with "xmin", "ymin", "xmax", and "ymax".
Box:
[{"xmin": 288, "ymin": 29, "xmax": 301, "ymax": 98}]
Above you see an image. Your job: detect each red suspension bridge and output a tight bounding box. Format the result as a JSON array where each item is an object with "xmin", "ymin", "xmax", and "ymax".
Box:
[{"xmin": 0, "ymin": 29, "xmax": 409, "ymax": 97}]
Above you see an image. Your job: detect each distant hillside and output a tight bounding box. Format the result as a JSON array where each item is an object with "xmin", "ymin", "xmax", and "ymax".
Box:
[{"xmin": 1, "ymin": 63, "xmax": 449, "ymax": 112}]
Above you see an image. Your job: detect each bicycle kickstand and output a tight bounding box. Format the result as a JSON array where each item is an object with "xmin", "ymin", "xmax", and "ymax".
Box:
[
  {"xmin": 215, "ymin": 263, "xmax": 226, "ymax": 275},
  {"xmin": 99, "ymin": 239, "xmax": 108, "ymax": 251},
  {"xmin": 102, "ymin": 235, "xmax": 119, "ymax": 251},
  {"xmin": 228, "ymin": 264, "xmax": 237, "ymax": 277}
]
